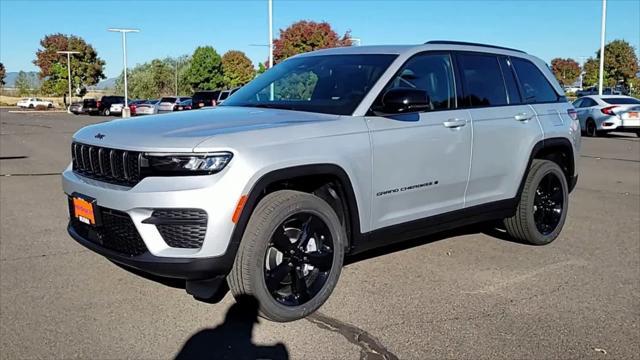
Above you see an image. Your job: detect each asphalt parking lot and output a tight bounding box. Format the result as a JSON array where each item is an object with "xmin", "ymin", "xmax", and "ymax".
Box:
[{"xmin": 1, "ymin": 108, "xmax": 638, "ymax": 359}]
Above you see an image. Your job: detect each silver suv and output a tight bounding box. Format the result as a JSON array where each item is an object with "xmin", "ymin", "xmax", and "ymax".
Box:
[{"xmin": 63, "ymin": 41, "xmax": 580, "ymax": 321}]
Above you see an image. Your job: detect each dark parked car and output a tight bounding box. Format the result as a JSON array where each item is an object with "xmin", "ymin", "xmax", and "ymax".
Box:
[
  {"xmin": 192, "ymin": 90, "xmax": 221, "ymax": 108},
  {"xmin": 174, "ymin": 99, "xmax": 192, "ymax": 111},
  {"xmin": 87, "ymin": 96, "xmax": 125, "ymax": 116}
]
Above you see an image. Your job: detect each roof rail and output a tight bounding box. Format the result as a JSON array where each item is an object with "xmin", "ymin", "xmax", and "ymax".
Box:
[{"xmin": 424, "ymin": 40, "xmax": 526, "ymax": 54}]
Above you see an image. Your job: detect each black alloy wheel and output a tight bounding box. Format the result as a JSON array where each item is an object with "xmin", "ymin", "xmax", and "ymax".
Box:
[
  {"xmin": 533, "ymin": 173, "xmax": 564, "ymax": 236},
  {"xmin": 264, "ymin": 212, "xmax": 334, "ymax": 306}
]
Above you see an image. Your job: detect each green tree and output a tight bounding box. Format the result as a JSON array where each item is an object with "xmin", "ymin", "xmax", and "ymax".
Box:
[
  {"xmin": 257, "ymin": 62, "xmax": 267, "ymax": 75},
  {"xmin": 15, "ymin": 71, "xmax": 32, "ymax": 96},
  {"xmin": 114, "ymin": 56, "xmax": 192, "ymax": 99},
  {"xmin": 600, "ymin": 40, "xmax": 639, "ymax": 86},
  {"xmin": 0, "ymin": 62, "xmax": 5, "ymax": 87},
  {"xmin": 273, "ymin": 20, "xmax": 352, "ymax": 63},
  {"xmin": 582, "ymin": 40, "xmax": 639, "ymax": 88},
  {"xmin": 551, "ymin": 58, "xmax": 581, "ymax": 86},
  {"xmin": 33, "ymin": 33, "xmax": 106, "ymax": 96},
  {"xmin": 582, "ymin": 57, "xmax": 600, "ymax": 87},
  {"xmin": 185, "ymin": 46, "xmax": 224, "ymax": 90},
  {"xmin": 222, "ymin": 50, "xmax": 255, "ymax": 88}
]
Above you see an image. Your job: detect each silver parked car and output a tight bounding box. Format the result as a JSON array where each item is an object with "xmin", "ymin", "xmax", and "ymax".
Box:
[
  {"xmin": 572, "ymin": 95, "xmax": 640, "ymax": 137},
  {"xmin": 134, "ymin": 100, "xmax": 159, "ymax": 115},
  {"xmin": 63, "ymin": 41, "xmax": 580, "ymax": 321},
  {"xmin": 157, "ymin": 96, "xmax": 191, "ymax": 112}
]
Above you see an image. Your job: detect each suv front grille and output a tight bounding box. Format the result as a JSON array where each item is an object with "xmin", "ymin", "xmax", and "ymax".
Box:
[
  {"xmin": 144, "ymin": 209, "xmax": 208, "ymax": 249},
  {"xmin": 72, "ymin": 142, "xmax": 142, "ymax": 186},
  {"xmin": 70, "ymin": 206, "xmax": 148, "ymax": 257}
]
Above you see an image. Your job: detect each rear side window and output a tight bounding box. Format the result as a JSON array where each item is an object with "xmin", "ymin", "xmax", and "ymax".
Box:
[
  {"xmin": 602, "ymin": 97, "xmax": 640, "ymax": 105},
  {"xmin": 572, "ymin": 98, "xmax": 583, "ymax": 108},
  {"xmin": 511, "ymin": 58, "xmax": 559, "ymax": 103},
  {"xmin": 457, "ymin": 53, "xmax": 508, "ymax": 107}
]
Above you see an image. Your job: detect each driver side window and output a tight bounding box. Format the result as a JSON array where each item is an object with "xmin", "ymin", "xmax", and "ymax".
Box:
[{"xmin": 377, "ymin": 53, "xmax": 456, "ymax": 111}]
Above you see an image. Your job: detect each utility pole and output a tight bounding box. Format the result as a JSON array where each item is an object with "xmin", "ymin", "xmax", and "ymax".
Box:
[
  {"xmin": 108, "ymin": 28, "xmax": 139, "ymax": 117},
  {"xmin": 598, "ymin": 0, "xmax": 607, "ymax": 95},
  {"xmin": 175, "ymin": 58, "xmax": 179, "ymax": 96},
  {"xmin": 56, "ymin": 51, "xmax": 80, "ymax": 113}
]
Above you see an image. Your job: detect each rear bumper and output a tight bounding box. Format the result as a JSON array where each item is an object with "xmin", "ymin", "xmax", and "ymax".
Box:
[{"xmin": 68, "ymin": 221, "xmax": 234, "ymax": 279}]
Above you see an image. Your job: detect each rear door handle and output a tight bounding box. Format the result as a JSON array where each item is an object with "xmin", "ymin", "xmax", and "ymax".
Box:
[
  {"xmin": 514, "ymin": 112, "xmax": 533, "ymax": 121},
  {"xmin": 443, "ymin": 118, "xmax": 467, "ymax": 128}
]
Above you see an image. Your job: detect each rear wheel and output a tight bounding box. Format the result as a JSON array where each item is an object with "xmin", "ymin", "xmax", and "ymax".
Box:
[
  {"xmin": 585, "ymin": 119, "xmax": 598, "ymax": 137},
  {"xmin": 103, "ymin": 108, "xmax": 110, "ymax": 116},
  {"xmin": 228, "ymin": 190, "xmax": 345, "ymax": 322},
  {"xmin": 504, "ymin": 160, "xmax": 569, "ymax": 245}
]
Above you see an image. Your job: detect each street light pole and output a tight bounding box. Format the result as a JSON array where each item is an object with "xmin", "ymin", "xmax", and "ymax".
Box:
[
  {"xmin": 598, "ymin": 0, "xmax": 607, "ymax": 95},
  {"xmin": 268, "ymin": 0, "xmax": 274, "ymax": 100},
  {"xmin": 56, "ymin": 51, "xmax": 80, "ymax": 113},
  {"xmin": 108, "ymin": 28, "xmax": 139, "ymax": 118}
]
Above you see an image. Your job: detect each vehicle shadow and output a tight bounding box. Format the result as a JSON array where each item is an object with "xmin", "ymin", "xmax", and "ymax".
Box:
[
  {"xmin": 346, "ymin": 221, "xmax": 522, "ymax": 265},
  {"xmin": 175, "ymin": 294, "xmax": 289, "ymax": 360}
]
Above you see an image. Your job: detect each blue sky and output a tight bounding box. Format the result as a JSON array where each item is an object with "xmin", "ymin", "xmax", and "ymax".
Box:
[{"xmin": 1, "ymin": 0, "xmax": 639, "ymax": 78}]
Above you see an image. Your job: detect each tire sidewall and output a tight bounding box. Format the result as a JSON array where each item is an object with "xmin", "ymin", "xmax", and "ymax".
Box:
[
  {"xmin": 586, "ymin": 120, "xmax": 597, "ymax": 137},
  {"xmin": 245, "ymin": 193, "xmax": 345, "ymax": 321},
  {"xmin": 523, "ymin": 163, "xmax": 569, "ymax": 245}
]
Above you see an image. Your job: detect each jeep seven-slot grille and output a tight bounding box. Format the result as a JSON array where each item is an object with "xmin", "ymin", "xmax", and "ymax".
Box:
[{"xmin": 72, "ymin": 142, "xmax": 142, "ymax": 186}]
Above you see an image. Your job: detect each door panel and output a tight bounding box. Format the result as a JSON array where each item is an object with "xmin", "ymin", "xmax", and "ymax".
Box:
[
  {"xmin": 367, "ymin": 110, "xmax": 472, "ymax": 229},
  {"xmin": 366, "ymin": 52, "xmax": 472, "ymax": 231},
  {"xmin": 464, "ymin": 106, "xmax": 542, "ymax": 207}
]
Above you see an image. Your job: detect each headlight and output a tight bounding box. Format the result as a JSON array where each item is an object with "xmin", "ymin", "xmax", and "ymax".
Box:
[{"xmin": 141, "ymin": 152, "xmax": 233, "ymax": 176}]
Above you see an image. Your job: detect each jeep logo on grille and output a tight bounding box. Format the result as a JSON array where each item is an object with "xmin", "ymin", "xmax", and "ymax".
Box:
[{"xmin": 94, "ymin": 133, "xmax": 105, "ymax": 139}]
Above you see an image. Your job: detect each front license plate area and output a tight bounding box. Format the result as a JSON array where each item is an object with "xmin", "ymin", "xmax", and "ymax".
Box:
[{"xmin": 71, "ymin": 193, "xmax": 101, "ymax": 226}]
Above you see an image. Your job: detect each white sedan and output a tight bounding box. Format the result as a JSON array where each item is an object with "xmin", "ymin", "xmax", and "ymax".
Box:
[
  {"xmin": 572, "ymin": 95, "xmax": 640, "ymax": 137},
  {"xmin": 16, "ymin": 98, "xmax": 54, "ymax": 109}
]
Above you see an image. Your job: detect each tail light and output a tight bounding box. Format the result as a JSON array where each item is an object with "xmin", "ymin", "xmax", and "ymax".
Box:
[
  {"xmin": 601, "ymin": 106, "xmax": 618, "ymax": 115},
  {"xmin": 567, "ymin": 109, "xmax": 578, "ymax": 121},
  {"xmin": 97, "ymin": 101, "xmax": 101, "ymax": 108}
]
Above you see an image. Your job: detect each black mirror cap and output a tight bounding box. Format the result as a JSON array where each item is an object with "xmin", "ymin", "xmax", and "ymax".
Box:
[{"xmin": 381, "ymin": 88, "xmax": 430, "ymax": 113}]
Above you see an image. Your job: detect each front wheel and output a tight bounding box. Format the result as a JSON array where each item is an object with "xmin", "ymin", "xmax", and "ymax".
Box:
[
  {"xmin": 228, "ymin": 190, "xmax": 345, "ymax": 322},
  {"xmin": 504, "ymin": 159, "xmax": 569, "ymax": 245},
  {"xmin": 103, "ymin": 108, "xmax": 110, "ymax": 116}
]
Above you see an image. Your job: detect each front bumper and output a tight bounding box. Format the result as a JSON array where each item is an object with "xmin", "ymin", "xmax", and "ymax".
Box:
[
  {"xmin": 67, "ymin": 222, "xmax": 233, "ymax": 279},
  {"xmin": 62, "ymin": 165, "xmax": 243, "ymax": 259}
]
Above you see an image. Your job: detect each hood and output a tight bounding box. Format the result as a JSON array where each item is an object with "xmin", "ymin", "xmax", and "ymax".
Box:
[{"xmin": 72, "ymin": 106, "xmax": 340, "ymax": 152}]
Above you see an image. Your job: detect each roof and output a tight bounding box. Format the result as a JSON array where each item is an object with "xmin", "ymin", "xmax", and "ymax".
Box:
[{"xmin": 296, "ymin": 42, "xmax": 529, "ymax": 58}]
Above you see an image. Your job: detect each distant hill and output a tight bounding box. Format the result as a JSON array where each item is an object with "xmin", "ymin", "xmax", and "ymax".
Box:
[
  {"xmin": 2, "ymin": 71, "xmax": 116, "ymax": 90},
  {"xmin": 91, "ymin": 77, "xmax": 117, "ymax": 90},
  {"xmin": 3, "ymin": 71, "xmax": 41, "ymax": 87}
]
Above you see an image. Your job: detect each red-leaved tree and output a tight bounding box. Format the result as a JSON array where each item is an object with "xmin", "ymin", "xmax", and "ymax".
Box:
[
  {"xmin": 550, "ymin": 58, "xmax": 581, "ymax": 86},
  {"xmin": 272, "ymin": 20, "xmax": 352, "ymax": 64}
]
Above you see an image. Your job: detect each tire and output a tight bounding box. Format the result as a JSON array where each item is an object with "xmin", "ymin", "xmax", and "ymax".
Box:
[
  {"xmin": 635, "ymin": 131, "xmax": 640, "ymax": 138},
  {"xmin": 103, "ymin": 108, "xmax": 110, "ymax": 116},
  {"xmin": 28, "ymin": 104, "xmax": 34, "ymax": 109},
  {"xmin": 228, "ymin": 190, "xmax": 346, "ymax": 322},
  {"xmin": 47, "ymin": 104, "xmax": 53, "ymax": 109},
  {"xmin": 585, "ymin": 119, "xmax": 598, "ymax": 137},
  {"xmin": 504, "ymin": 159, "xmax": 569, "ymax": 245}
]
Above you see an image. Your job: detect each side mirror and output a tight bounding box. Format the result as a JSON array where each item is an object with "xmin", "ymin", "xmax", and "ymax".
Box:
[{"xmin": 381, "ymin": 88, "xmax": 430, "ymax": 113}]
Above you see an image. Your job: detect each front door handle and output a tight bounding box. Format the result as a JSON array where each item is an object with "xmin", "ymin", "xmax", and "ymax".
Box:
[
  {"xmin": 443, "ymin": 118, "xmax": 467, "ymax": 128},
  {"xmin": 514, "ymin": 112, "xmax": 533, "ymax": 121}
]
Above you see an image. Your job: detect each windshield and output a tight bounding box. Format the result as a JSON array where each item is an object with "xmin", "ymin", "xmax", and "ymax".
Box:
[
  {"xmin": 602, "ymin": 97, "xmax": 640, "ymax": 105},
  {"xmin": 222, "ymin": 54, "xmax": 397, "ymax": 115},
  {"xmin": 160, "ymin": 97, "xmax": 177, "ymax": 103}
]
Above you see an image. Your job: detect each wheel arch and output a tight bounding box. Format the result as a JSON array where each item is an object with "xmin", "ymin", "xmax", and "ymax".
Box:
[
  {"xmin": 229, "ymin": 164, "xmax": 362, "ymax": 255},
  {"xmin": 517, "ymin": 137, "xmax": 576, "ymax": 198}
]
